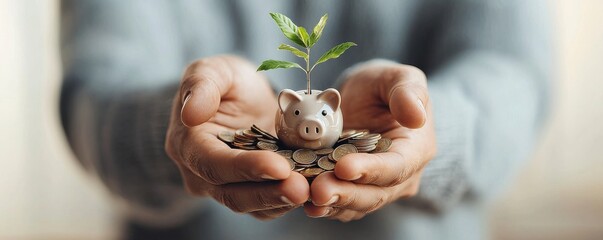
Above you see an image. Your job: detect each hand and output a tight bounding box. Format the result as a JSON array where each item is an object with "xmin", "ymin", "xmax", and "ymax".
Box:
[
  {"xmin": 304, "ymin": 61, "xmax": 436, "ymax": 221},
  {"xmin": 165, "ymin": 55, "xmax": 310, "ymax": 220}
]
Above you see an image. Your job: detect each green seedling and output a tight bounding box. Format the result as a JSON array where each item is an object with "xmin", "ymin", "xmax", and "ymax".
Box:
[{"xmin": 257, "ymin": 12, "xmax": 357, "ymax": 94}]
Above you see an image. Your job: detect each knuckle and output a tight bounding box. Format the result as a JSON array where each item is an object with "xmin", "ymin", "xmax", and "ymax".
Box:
[
  {"xmin": 215, "ymin": 190, "xmax": 245, "ymax": 213},
  {"xmin": 183, "ymin": 181, "xmax": 202, "ymax": 196},
  {"xmin": 387, "ymin": 172, "xmax": 407, "ymax": 187},
  {"xmin": 326, "ymin": 207, "xmax": 342, "ymax": 218},
  {"xmin": 181, "ymin": 173, "xmax": 210, "ymax": 197},
  {"xmin": 365, "ymin": 196, "xmax": 386, "ymax": 214},
  {"xmin": 164, "ymin": 141, "xmax": 177, "ymax": 162},
  {"xmin": 182, "ymin": 149, "xmax": 224, "ymax": 185},
  {"xmin": 385, "ymin": 65, "xmax": 427, "ymax": 90},
  {"xmin": 337, "ymin": 192, "xmax": 356, "ymax": 208},
  {"xmin": 401, "ymin": 185, "xmax": 420, "ymax": 199},
  {"xmin": 197, "ymin": 163, "xmax": 223, "ymax": 185},
  {"xmin": 254, "ymin": 192, "xmax": 272, "ymax": 208},
  {"xmin": 352, "ymin": 213, "xmax": 367, "ymax": 221},
  {"xmin": 184, "ymin": 59, "xmax": 212, "ymax": 76}
]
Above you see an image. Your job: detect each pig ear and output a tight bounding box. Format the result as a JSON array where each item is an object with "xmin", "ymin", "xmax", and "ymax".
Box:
[
  {"xmin": 317, "ymin": 88, "xmax": 341, "ymax": 112},
  {"xmin": 278, "ymin": 89, "xmax": 303, "ymax": 112}
]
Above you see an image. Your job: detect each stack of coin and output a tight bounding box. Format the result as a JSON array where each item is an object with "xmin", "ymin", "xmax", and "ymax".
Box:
[
  {"xmin": 347, "ymin": 133, "xmax": 381, "ymax": 152},
  {"xmin": 217, "ymin": 126, "xmax": 392, "ymax": 179}
]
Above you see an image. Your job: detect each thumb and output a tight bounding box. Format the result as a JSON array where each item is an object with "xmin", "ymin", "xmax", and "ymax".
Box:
[
  {"xmin": 179, "ymin": 57, "xmax": 234, "ymax": 127},
  {"xmin": 384, "ymin": 67, "xmax": 429, "ymax": 129}
]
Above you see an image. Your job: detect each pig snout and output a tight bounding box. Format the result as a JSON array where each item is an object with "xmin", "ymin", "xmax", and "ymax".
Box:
[{"xmin": 298, "ymin": 118, "xmax": 325, "ymax": 141}]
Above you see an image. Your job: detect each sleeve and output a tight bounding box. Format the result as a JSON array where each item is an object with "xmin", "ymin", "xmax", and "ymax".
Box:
[
  {"xmin": 59, "ymin": 0, "xmax": 200, "ymax": 226},
  {"xmin": 409, "ymin": 0, "xmax": 553, "ymax": 211},
  {"xmin": 337, "ymin": 0, "xmax": 553, "ymax": 212}
]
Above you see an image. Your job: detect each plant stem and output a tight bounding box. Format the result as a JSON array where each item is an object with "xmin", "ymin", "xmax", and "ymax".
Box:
[{"xmin": 306, "ymin": 47, "xmax": 311, "ymax": 94}]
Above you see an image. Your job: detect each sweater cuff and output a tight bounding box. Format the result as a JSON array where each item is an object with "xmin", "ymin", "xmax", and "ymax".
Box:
[{"xmin": 402, "ymin": 76, "xmax": 477, "ymax": 211}]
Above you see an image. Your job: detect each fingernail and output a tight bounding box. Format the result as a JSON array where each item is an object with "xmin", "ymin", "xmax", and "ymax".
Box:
[
  {"xmin": 309, "ymin": 207, "xmax": 333, "ymax": 218},
  {"xmin": 180, "ymin": 91, "xmax": 192, "ymax": 119},
  {"xmin": 417, "ymin": 98, "xmax": 427, "ymax": 126},
  {"xmin": 316, "ymin": 195, "xmax": 339, "ymax": 206},
  {"xmin": 319, "ymin": 207, "xmax": 333, "ymax": 217},
  {"xmin": 417, "ymin": 98, "xmax": 426, "ymax": 116},
  {"xmin": 280, "ymin": 196, "xmax": 295, "ymax": 205},
  {"xmin": 350, "ymin": 173, "xmax": 362, "ymax": 181},
  {"xmin": 260, "ymin": 174, "xmax": 277, "ymax": 180},
  {"xmin": 182, "ymin": 90, "xmax": 192, "ymax": 105}
]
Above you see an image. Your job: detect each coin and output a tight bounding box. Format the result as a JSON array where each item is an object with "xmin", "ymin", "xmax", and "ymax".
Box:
[
  {"xmin": 286, "ymin": 158, "xmax": 296, "ymax": 170},
  {"xmin": 234, "ymin": 130, "xmax": 255, "ymax": 142},
  {"xmin": 218, "ymin": 131, "xmax": 235, "ymax": 143},
  {"xmin": 292, "ymin": 149, "xmax": 318, "ymax": 165},
  {"xmin": 258, "ymin": 138, "xmax": 277, "ymax": 144},
  {"xmin": 233, "ymin": 143, "xmax": 258, "ymax": 150},
  {"xmin": 332, "ymin": 144, "xmax": 358, "ymax": 161},
  {"xmin": 221, "ymin": 126, "xmax": 390, "ymax": 179},
  {"xmin": 257, "ymin": 141, "xmax": 279, "ymax": 151},
  {"xmin": 251, "ymin": 124, "xmax": 278, "ymax": 140},
  {"xmin": 243, "ymin": 129, "xmax": 262, "ymax": 138},
  {"xmin": 353, "ymin": 133, "xmax": 381, "ymax": 140},
  {"xmin": 339, "ymin": 129, "xmax": 357, "ymax": 139},
  {"xmin": 337, "ymin": 130, "xmax": 368, "ymax": 143},
  {"xmin": 233, "ymin": 141, "xmax": 256, "ymax": 146},
  {"xmin": 295, "ymin": 164, "xmax": 317, "ymax": 168},
  {"xmin": 356, "ymin": 145, "xmax": 377, "ymax": 152},
  {"xmin": 299, "ymin": 167, "xmax": 324, "ymax": 178},
  {"xmin": 276, "ymin": 150, "xmax": 293, "ymax": 158},
  {"xmin": 371, "ymin": 138, "xmax": 392, "ymax": 153},
  {"xmin": 328, "ymin": 152, "xmax": 336, "ymax": 162},
  {"xmin": 349, "ymin": 138, "xmax": 379, "ymax": 145},
  {"xmin": 317, "ymin": 156, "xmax": 335, "ymax": 171},
  {"xmin": 314, "ymin": 148, "xmax": 334, "ymax": 156}
]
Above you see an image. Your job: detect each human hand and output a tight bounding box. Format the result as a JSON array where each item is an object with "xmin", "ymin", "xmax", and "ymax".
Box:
[
  {"xmin": 165, "ymin": 55, "xmax": 310, "ymax": 220},
  {"xmin": 304, "ymin": 61, "xmax": 436, "ymax": 221}
]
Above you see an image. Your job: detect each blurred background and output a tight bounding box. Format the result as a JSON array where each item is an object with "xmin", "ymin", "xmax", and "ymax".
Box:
[{"xmin": 1, "ymin": 0, "xmax": 602, "ymax": 239}]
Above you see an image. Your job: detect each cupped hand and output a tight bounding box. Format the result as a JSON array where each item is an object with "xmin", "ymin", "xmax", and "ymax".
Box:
[
  {"xmin": 165, "ymin": 55, "xmax": 310, "ymax": 220},
  {"xmin": 304, "ymin": 61, "xmax": 436, "ymax": 221}
]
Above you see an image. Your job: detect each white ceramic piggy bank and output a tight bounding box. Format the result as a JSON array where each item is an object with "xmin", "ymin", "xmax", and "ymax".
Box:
[{"xmin": 275, "ymin": 88, "xmax": 343, "ymax": 150}]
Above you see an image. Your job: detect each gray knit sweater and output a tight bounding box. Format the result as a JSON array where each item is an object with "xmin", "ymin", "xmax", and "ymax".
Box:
[{"xmin": 60, "ymin": 0, "xmax": 552, "ymax": 239}]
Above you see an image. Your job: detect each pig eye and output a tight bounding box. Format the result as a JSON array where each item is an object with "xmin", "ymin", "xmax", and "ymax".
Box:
[
  {"xmin": 322, "ymin": 110, "xmax": 327, "ymax": 116},
  {"xmin": 294, "ymin": 110, "xmax": 300, "ymax": 116}
]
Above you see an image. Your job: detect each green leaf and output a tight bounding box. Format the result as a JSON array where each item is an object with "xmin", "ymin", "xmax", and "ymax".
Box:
[
  {"xmin": 269, "ymin": 12, "xmax": 305, "ymax": 47},
  {"xmin": 310, "ymin": 14, "xmax": 328, "ymax": 46},
  {"xmin": 297, "ymin": 27, "xmax": 310, "ymax": 47},
  {"xmin": 278, "ymin": 44, "xmax": 308, "ymax": 60},
  {"xmin": 257, "ymin": 60, "xmax": 304, "ymax": 72},
  {"xmin": 314, "ymin": 42, "xmax": 357, "ymax": 67}
]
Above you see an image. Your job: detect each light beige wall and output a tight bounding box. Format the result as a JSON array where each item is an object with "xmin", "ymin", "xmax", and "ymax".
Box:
[
  {"xmin": 0, "ymin": 0, "xmax": 119, "ymax": 239},
  {"xmin": 0, "ymin": 0, "xmax": 601, "ymax": 239},
  {"xmin": 489, "ymin": 1, "xmax": 603, "ymax": 239}
]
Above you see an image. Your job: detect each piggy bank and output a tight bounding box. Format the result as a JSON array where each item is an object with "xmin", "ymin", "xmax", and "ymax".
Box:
[{"xmin": 275, "ymin": 88, "xmax": 343, "ymax": 150}]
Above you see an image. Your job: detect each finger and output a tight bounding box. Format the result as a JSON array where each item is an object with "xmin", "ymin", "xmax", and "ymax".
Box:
[
  {"xmin": 211, "ymin": 172, "xmax": 309, "ymax": 213},
  {"xmin": 304, "ymin": 203, "xmax": 366, "ymax": 222},
  {"xmin": 179, "ymin": 56, "xmax": 236, "ymax": 127},
  {"xmin": 327, "ymin": 209, "xmax": 364, "ymax": 222},
  {"xmin": 380, "ymin": 65, "xmax": 428, "ymax": 129},
  {"xmin": 249, "ymin": 205, "xmax": 297, "ymax": 221},
  {"xmin": 183, "ymin": 131, "xmax": 292, "ymax": 184},
  {"xmin": 304, "ymin": 202, "xmax": 332, "ymax": 218},
  {"xmin": 309, "ymin": 172, "xmax": 391, "ymax": 213},
  {"xmin": 333, "ymin": 140, "xmax": 424, "ymax": 187}
]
